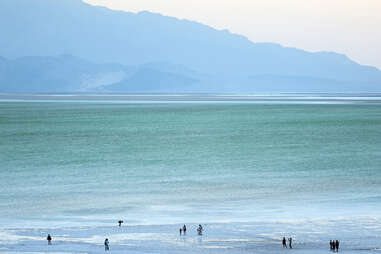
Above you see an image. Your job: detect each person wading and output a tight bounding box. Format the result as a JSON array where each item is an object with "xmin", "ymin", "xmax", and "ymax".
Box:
[
  {"xmin": 288, "ymin": 237, "xmax": 293, "ymax": 249},
  {"xmin": 47, "ymin": 234, "xmax": 52, "ymax": 245},
  {"xmin": 104, "ymin": 238, "xmax": 110, "ymax": 251},
  {"xmin": 197, "ymin": 224, "xmax": 203, "ymax": 235},
  {"xmin": 282, "ymin": 237, "xmax": 287, "ymax": 248}
]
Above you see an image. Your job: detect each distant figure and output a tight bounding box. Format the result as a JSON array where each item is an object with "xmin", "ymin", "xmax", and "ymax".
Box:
[
  {"xmin": 47, "ymin": 234, "xmax": 52, "ymax": 245},
  {"xmin": 330, "ymin": 240, "xmax": 333, "ymax": 251},
  {"xmin": 104, "ymin": 238, "xmax": 110, "ymax": 251},
  {"xmin": 335, "ymin": 240, "xmax": 339, "ymax": 252},
  {"xmin": 332, "ymin": 240, "xmax": 336, "ymax": 252},
  {"xmin": 118, "ymin": 220, "xmax": 123, "ymax": 227},
  {"xmin": 179, "ymin": 228, "xmax": 182, "ymax": 235},
  {"xmin": 282, "ymin": 237, "xmax": 287, "ymax": 248},
  {"xmin": 288, "ymin": 237, "xmax": 292, "ymax": 249},
  {"xmin": 197, "ymin": 224, "xmax": 203, "ymax": 235},
  {"xmin": 183, "ymin": 225, "xmax": 187, "ymax": 235}
]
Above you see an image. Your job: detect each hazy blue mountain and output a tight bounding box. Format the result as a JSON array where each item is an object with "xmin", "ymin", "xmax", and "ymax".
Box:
[
  {"xmin": 0, "ymin": 55, "xmax": 200, "ymax": 93},
  {"xmin": 0, "ymin": 0, "xmax": 381, "ymax": 92},
  {"xmin": 107, "ymin": 68, "xmax": 199, "ymax": 93},
  {"xmin": 0, "ymin": 55, "xmax": 127, "ymax": 92}
]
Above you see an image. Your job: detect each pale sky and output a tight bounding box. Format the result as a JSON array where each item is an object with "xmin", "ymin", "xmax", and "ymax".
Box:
[{"xmin": 84, "ymin": 0, "xmax": 381, "ymax": 69}]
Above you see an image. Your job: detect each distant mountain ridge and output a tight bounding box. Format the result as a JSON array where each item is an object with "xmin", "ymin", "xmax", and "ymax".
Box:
[
  {"xmin": 0, "ymin": 0, "xmax": 380, "ymax": 93},
  {"xmin": 0, "ymin": 55, "xmax": 202, "ymax": 93}
]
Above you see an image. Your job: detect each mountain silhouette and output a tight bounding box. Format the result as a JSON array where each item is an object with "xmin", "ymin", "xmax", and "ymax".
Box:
[{"xmin": 0, "ymin": 0, "xmax": 380, "ymax": 93}]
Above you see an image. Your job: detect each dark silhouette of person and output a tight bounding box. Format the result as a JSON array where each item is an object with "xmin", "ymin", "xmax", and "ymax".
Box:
[
  {"xmin": 179, "ymin": 228, "xmax": 182, "ymax": 235},
  {"xmin": 183, "ymin": 225, "xmax": 187, "ymax": 234},
  {"xmin": 197, "ymin": 224, "xmax": 203, "ymax": 235},
  {"xmin": 282, "ymin": 237, "xmax": 287, "ymax": 248},
  {"xmin": 47, "ymin": 234, "xmax": 52, "ymax": 245},
  {"xmin": 288, "ymin": 237, "xmax": 292, "ymax": 249},
  {"xmin": 118, "ymin": 220, "xmax": 123, "ymax": 227},
  {"xmin": 336, "ymin": 240, "xmax": 339, "ymax": 252},
  {"xmin": 104, "ymin": 238, "xmax": 110, "ymax": 251},
  {"xmin": 332, "ymin": 240, "xmax": 336, "ymax": 252},
  {"xmin": 330, "ymin": 240, "xmax": 333, "ymax": 251}
]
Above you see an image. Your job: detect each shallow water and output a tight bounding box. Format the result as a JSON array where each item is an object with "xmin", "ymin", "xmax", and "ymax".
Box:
[
  {"xmin": 1, "ymin": 219, "xmax": 381, "ymax": 254},
  {"xmin": 0, "ymin": 95, "xmax": 381, "ymax": 253}
]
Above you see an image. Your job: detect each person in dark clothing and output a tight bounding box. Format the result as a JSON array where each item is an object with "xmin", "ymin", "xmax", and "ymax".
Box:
[
  {"xmin": 282, "ymin": 237, "xmax": 287, "ymax": 248},
  {"xmin": 330, "ymin": 240, "xmax": 333, "ymax": 251},
  {"xmin": 104, "ymin": 238, "xmax": 110, "ymax": 251},
  {"xmin": 288, "ymin": 237, "xmax": 292, "ymax": 249},
  {"xmin": 179, "ymin": 228, "xmax": 182, "ymax": 235},
  {"xmin": 336, "ymin": 240, "xmax": 339, "ymax": 252},
  {"xmin": 47, "ymin": 234, "xmax": 52, "ymax": 245},
  {"xmin": 183, "ymin": 225, "xmax": 187, "ymax": 235},
  {"xmin": 332, "ymin": 240, "xmax": 336, "ymax": 251},
  {"xmin": 118, "ymin": 220, "xmax": 123, "ymax": 227},
  {"xmin": 197, "ymin": 224, "xmax": 203, "ymax": 235}
]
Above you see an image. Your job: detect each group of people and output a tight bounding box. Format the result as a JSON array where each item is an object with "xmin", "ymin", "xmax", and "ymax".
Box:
[
  {"xmin": 281, "ymin": 237, "xmax": 341, "ymax": 251},
  {"xmin": 44, "ymin": 222, "xmax": 339, "ymax": 252},
  {"xmin": 179, "ymin": 224, "xmax": 204, "ymax": 235},
  {"xmin": 282, "ymin": 237, "xmax": 292, "ymax": 249},
  {"xmin": 179, "ymin": 224, "xmax": 187, "ymax": 235},
  {"xmin": 330, "ymin": 240, "xmax": 340, "ymax": 252}
]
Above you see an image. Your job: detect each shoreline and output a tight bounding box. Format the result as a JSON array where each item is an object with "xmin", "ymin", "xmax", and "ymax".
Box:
[{"xmin": 1, "ymin": 219, "xmax": 380, "ymax": 254}]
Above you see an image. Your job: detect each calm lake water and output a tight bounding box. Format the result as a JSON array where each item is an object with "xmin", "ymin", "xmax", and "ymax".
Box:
[{"xmin": 0, "ymin": 95, "xmax": 381, "ymax": 253}]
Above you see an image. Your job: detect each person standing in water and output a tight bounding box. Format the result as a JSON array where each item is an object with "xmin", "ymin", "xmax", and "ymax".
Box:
[
  {"xmin": 282, "ymin": 237, "xmax": 287, "ymax": 248},
  {"xmin": 104, "ymin": 238, "xmax": 110, "ymax": 251},
  {"xmin": 179, "ymin": 228, "xmax": 182, "ymax": 235},
  {"xmin": 288, "ymin": 237, "xmax": 292, "ymax": 249},
  {"xmin": 197, "ymin": 224, "xmax": 203, "ymax": 235},
  {"xmin": 335, "ymin": 240, "xmax": 339, "ymax": 252},
  {"xmin": 47, "ymin": 234, "xmax": 52, "ymax": 245},
  {"xmin": 330, "ymin": 240, "xmax": 333, "ymax": 251},
  {"xmin": 118, "ymin": 220, "xmax": 123, "ymax": 227},
  {"xmin": 183, "ymin": 225, "xmax": 187, "ymax": 235}
]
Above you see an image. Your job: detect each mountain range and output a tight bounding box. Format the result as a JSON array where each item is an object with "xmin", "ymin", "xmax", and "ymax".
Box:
[{"xmin": 0, "ymin": 0, "xmax": 380, "ymax": 93}]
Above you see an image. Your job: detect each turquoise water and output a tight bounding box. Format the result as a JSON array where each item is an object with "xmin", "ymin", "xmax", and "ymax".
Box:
[{"xmin": 0, "ymin": 98, "xmax": 381, "ymax": 253}]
